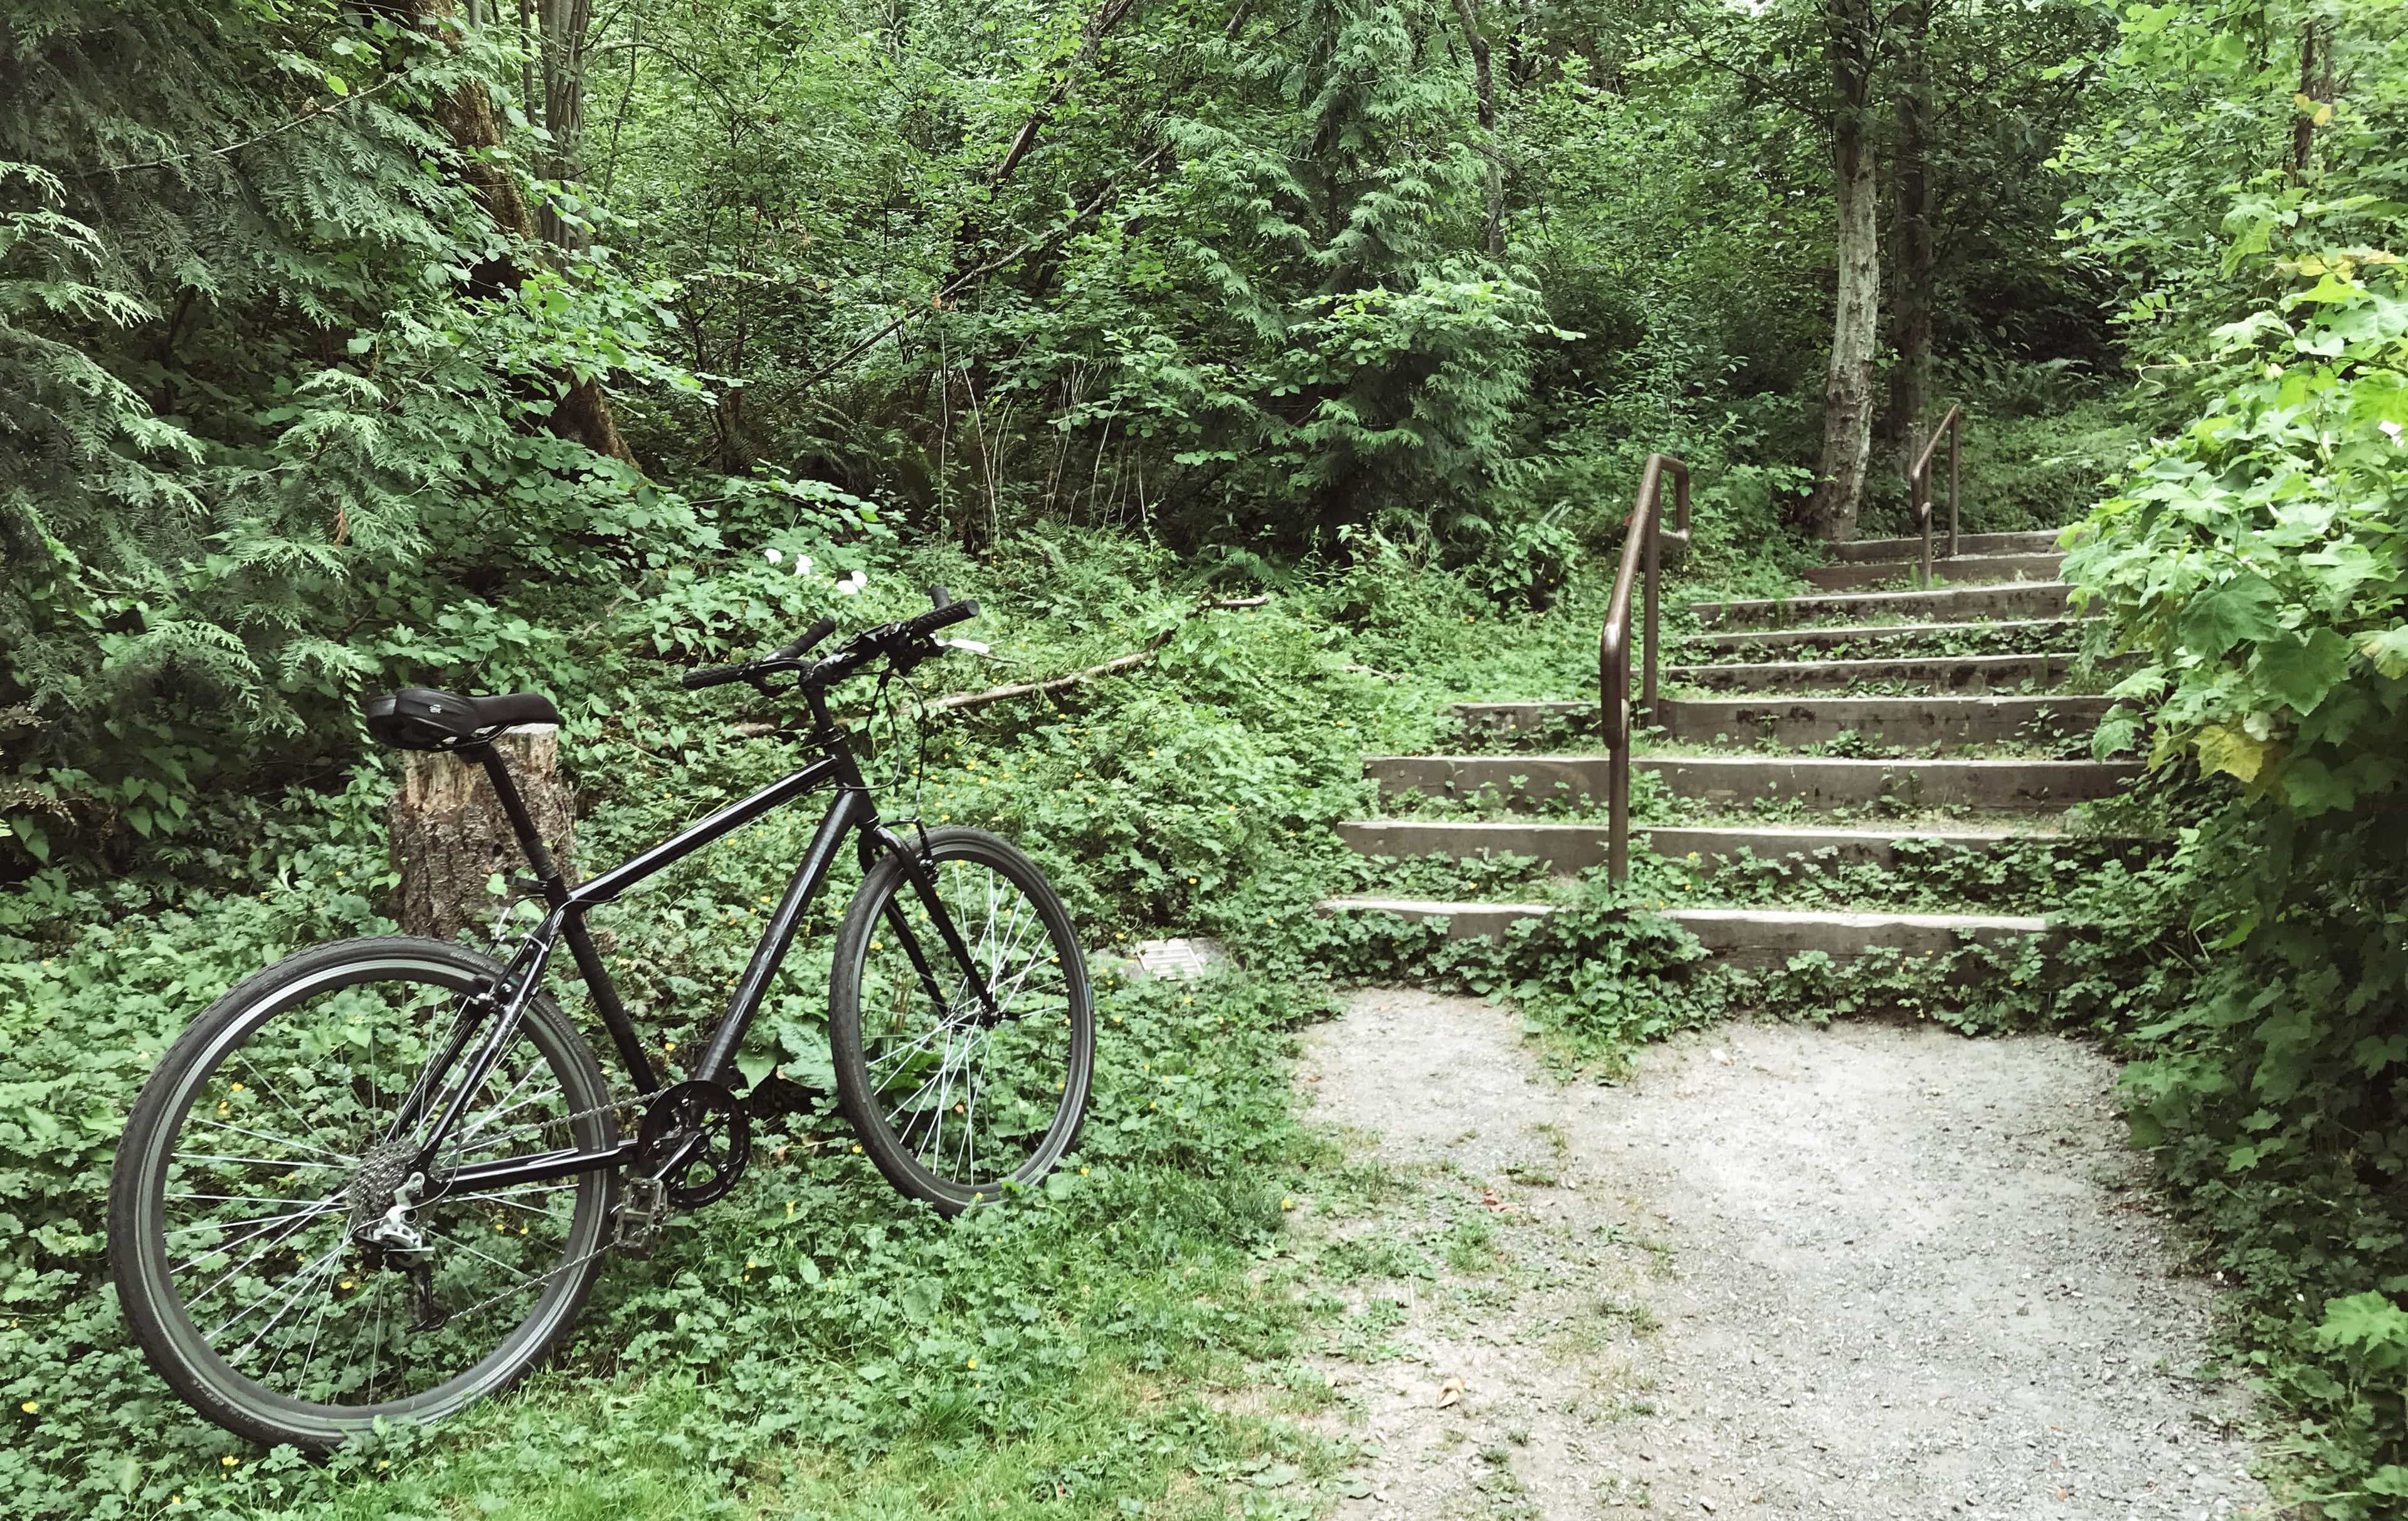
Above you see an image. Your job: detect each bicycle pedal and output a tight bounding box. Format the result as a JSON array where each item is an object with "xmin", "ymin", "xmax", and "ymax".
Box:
[{"xmin": 614, "ymin": 1175, "xmax": 668, "ymax": 1258}]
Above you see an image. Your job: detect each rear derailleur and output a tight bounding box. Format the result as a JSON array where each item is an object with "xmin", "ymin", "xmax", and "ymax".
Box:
[{"xmin": 349, "ymin": 1144, "xmax": 450, "ymax": 1331}]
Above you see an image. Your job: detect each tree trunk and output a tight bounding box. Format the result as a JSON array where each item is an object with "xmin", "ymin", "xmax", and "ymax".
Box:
[
  {"xmin": 1452, "ymin": 0, "xmax": 1504, "ymax": 256},
  {"xmin": 2291, "ymin": 19, "xmax": 2335, "ymax": 179},
  {"xmin": 388, "ymin": 726, "xmax": 575, "ymax": 942},
  {"xmin": 537, "ymin": 0, "xmax": 596, "ymax": 251},
  {"xmin": 1806, "ymin": 0, "xmax": 1879, "ymax": 543},
  {"xmin": 1883, "ymin": 0, "xmax": 1933, "ymax": 451},
  {"xmin": 389, "ymin": 0, "xmax": 637, "ymax": 466}
]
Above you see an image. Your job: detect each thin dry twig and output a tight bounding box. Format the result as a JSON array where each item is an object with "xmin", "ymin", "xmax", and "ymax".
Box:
[{"xmin": 721, "ymin": 596, "xmax": 1270, "ymax": 735}]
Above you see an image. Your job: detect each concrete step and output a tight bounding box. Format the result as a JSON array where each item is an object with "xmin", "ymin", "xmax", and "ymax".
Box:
[
  {"xmin": 1458, "ymin": 700, "xmax": 1593, "ymax": 738},
  {"xmin": 1336, "ymin": 818, "xmax": 2065, "ymax": 875},
  {"xmin": 1687, "ymin": 616, "xmax": 2094, "ymax": 657},
  {"xmin": 1661, "ymin": 653, "xmax": 2090, "ymax": 694},
  {"xmin": 1317, "ymin": 895, "xmax": 1555, "ymax": 940},
  {"xmin": 1366, "ymin": 753, "xmax": 2139, "ymax": 810},
  {"xmin": 1800, "ymin": 552, "xmax": 2063, "ymax": 592},
  {"xmin": 1314, "ymin": 895, "xmax": 2052, "ymax": 964},
  {"xmin": 1833, "ymin": 530, "xmax": 2069, "ymax": 562},
  {"xmin": 1667, "ymin": 907, "xmax": 2053, "ymax": 967},
  {"xmin": 1692, "ymin": 581, "xmax": 2073, "ymax": 631},
  {"xmin": 1657, "ymin": 694, "xmax": 2113, "ymax": 748}
]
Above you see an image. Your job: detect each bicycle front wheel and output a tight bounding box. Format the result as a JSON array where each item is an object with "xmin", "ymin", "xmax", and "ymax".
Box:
[
  {"xmin": 107, "ymin": 936, "xmax": 617, "ymax": 1450},
  {"xmin": 830, "ymin": 827, "xmax": 1094, "ymax": 1213}
]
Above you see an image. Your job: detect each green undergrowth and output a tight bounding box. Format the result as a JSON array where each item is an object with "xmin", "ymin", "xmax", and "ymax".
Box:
[{"xmin": 0, "ymin": 529, "xmax": 1553, "ymax": 1520}]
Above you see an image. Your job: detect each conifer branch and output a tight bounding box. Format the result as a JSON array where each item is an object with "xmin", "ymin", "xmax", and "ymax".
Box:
[{"xmin": 90, "ymin": 76, "xmax": 410, "ymax": 175}]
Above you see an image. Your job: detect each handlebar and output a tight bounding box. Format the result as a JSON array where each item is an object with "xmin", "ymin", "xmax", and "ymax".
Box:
[{"xmin": 680, "ymin": 588, "xmax": 978, "ymax": 694}]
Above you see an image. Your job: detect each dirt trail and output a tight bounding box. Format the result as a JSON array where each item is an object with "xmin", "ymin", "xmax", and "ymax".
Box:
[{"xmin": 1294, "ymin": 989, "xmax": 2268, "ymax": 1520}]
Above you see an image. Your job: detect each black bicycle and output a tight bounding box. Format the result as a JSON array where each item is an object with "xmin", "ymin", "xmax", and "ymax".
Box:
[{"xmin": 106, "ymin": 588, "xmax": 1095, "ymax": 1450}]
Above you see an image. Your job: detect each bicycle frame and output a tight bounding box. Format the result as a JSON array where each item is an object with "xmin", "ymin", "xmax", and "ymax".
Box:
[{"xmin": 399, "ymin": 708, "xmax": 986, "ymax": 1203}]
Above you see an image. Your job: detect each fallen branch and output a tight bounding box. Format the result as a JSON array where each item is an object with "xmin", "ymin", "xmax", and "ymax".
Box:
[
  {"xmin": 927, "ymin": 646, "xmax": 1161, "ymax": 712},
  {"xmin": 925, "ymin": 596, "xmax": 1269, "ymax": 713},
  {"xmin": 722, "ymin": 596, "xmax": 1270, "ymax": 734},
  {"xmin": 717, "ymin": 594, "xmax": 1281, "ymax": 736}
]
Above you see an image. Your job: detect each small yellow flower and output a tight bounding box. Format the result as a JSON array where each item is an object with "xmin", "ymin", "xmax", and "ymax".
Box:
[
  {"xmin": 1281, "ymin": 1196, "xmax": 1296, "ymax": 1210},
  {"xmin": 664, "ymin": 1041, "xmax": 677, "ymax": 1053},
  {"xmin": 18, "ymin": 1401, "xmax": 36, "ymax": 1414},
  {"xmin": 851, "ymin": 1143, "xmax": 863, "ymax": 1154},
  {"xmin": 1079, "ymin": 1166, "xmax": 1090, "ymax": 1176},
  {"xmin": 221, "ymin": 1456, "xmax": 238, "ymax": 1467},
  {"xmin": 376, "ymin": 1461, "xmax": 389, "ymax": 1471},
  {"xmin": 966, "ymin": 1357, "xmax": 978, "ymax": 1369}
]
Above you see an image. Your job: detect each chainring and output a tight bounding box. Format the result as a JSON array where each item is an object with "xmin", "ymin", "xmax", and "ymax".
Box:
[{"xmin": 635, "ymin": 1080, "xmax": 752, "ymax": 1209}]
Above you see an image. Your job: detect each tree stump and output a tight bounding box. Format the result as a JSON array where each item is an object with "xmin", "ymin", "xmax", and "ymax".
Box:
[{"xmin": 388, "ymin": 725, "xmax": 576, "ymax": 941}]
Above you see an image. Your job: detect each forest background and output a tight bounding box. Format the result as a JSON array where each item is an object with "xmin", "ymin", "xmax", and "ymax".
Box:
[{"xmin": 4, "ymin": 0, "xmax": 2408, "ymax": 1516}]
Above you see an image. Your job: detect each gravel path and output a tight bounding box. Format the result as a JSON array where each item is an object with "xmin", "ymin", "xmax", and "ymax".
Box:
[{"xmin": 1292, "ymin": 989, "xmax": 2268, "ymax": 1521}]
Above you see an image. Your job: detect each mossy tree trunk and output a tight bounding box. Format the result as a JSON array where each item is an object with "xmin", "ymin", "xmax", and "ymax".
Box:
[{"xmin": 389, "ymin": 725, "xmax": 575, "ymax": 941}]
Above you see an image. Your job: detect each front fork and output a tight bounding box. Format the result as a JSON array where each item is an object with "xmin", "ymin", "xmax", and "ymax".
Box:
[{"xmin": 862, "ymin": 825, "xmax": 1003, "ymax": 1026}]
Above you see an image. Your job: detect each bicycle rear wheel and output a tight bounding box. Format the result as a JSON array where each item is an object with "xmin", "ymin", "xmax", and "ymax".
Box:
[
  {"xmin": 829, "ymin": 827, "xmax": 1094, "ymax": 1213},
  {"xmin": 107, "ymin": 936, "xmax": 616, "ymax": 1450}
]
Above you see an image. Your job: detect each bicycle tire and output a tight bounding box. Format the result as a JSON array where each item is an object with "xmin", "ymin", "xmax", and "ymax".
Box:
[
  {"xmin": 107, "ymin": 935, "xmax": 617, "ymax": 1450},
  {"xmin": 829, "ymin": 827, "xmax": 1094, "ymax": 1214}
]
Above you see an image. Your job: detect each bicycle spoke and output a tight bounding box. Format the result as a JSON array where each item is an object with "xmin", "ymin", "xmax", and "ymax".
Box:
[
  {"xmin": 236, "ymin": 1055, "xmax": 344, "ymax": 1157},
  {"xmin": 171, "ymin": 1196, "xmax": 345, "ymax": 1279},
  {"xmin": 422, "ymin": 1228, "xmax": 541, "ymax": 1295},
  {"xmin": 167, "ymin": 1204, "xmax": 340, "ymax": 1240},
  {"xmin": 188, "ymin": 1117, "xmax": 348, "ymax": 1162},
  {"xmin": 448, "ymin": 1058, "xmax": 553, "ymax": 1152},
  {"xmin": 209, "ymin": 1237, "xmax": 348, "ymax": 1347},
  {"xmin": 172, "ymin": 1152, "xmax": 351, "ymax": 1173},
  {"xmin": 225, "ymin": 1249, "xmax": 347, "ymax": 1374}
]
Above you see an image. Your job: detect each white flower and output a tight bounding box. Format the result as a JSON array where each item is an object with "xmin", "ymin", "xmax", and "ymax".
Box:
[
  {"xmin": 835, "ymin": 569, "xmax": 868, "ymax": 596},
  {"xmin": 794, "ymin": 554, "xmax": 814, "ymax": 576},
  {"xmin": 2382, "ymin": 420, "xmax": 2402, "ymax": 445},
  {"xmin": 764, "ymin": 547, "xmax": 782, "ymax": 564}
]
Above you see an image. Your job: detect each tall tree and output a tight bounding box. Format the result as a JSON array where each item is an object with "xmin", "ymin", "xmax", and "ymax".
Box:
[
  {"xmin": 1452, "ymin": 0, "xmax": 1505, "ymax": 256},
  {"xmin": 1804, "ymin": 0, "xmax": 1880, "ymax": 541},
  {"xmin": 388, "ymin": 0, "xmax": 635, "ymax": 465},
  {"xmin": 1883, "ymin": 0, "xmax": 1933, "ymax": 453},
  {"xmin": 537, "ymin": 0, "xmax": 599, "ymax": 251}
]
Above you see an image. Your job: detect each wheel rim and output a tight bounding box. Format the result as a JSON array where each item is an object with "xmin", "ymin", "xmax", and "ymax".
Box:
[
  {"xmin": 129, "ymin": 956, "xmax": 608, "ymax": 1427},
  {"xmin": 853, "ymin": 855, "xmax": 1088, "ymax": 1195}
]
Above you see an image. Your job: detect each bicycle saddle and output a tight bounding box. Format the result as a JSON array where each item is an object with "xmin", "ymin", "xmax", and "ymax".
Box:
[{"xmin": 362, "ymin": 687, "xmax": 563, "ymax": 751}]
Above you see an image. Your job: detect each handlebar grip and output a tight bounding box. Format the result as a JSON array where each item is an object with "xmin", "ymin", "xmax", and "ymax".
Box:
[
  {"xmin": 681, "ymin": 663, "xmax": 749, "ymax": 691},
  {"xmin": 922, "ymin": 599, "xmax": 978, "ymax": 633},
  {"xmin": 771, "ymin": 614, "xmax": 840, "ymax": 663}
]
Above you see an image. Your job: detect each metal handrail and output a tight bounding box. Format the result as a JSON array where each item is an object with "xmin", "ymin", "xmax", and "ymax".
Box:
[
  {"xmin": 1908, "ymin": 404, "xmax": 1963, "ymax": 584},
  {"xmin": 1597, "ymin": 454, "xmax": 1691, "ymax": 883}
]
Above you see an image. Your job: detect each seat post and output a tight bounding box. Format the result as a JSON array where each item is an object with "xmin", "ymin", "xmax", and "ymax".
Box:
[{"xmin": 467, "ymin": 739, "xmax": 569, "ymax": 904}]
